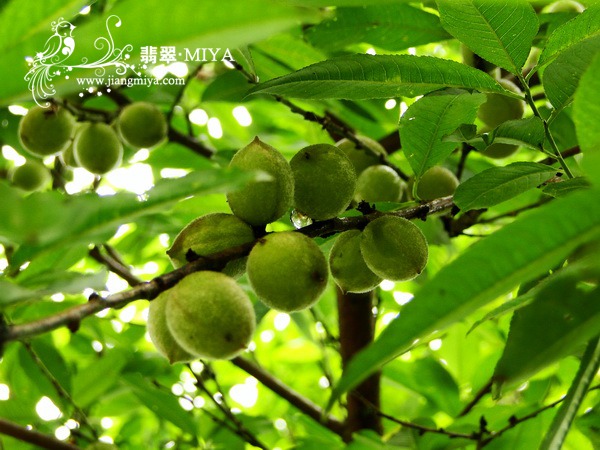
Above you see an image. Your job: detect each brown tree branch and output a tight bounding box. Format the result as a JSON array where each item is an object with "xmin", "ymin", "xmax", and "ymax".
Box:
[
  {"xmin": 231, "ymin": 357, "xmax": 345, "ymax": 437},
  {"xmin": 337, "ymin": 289, "xmax": 382, "ymax": 441},
  {"xmin": 88, "ymin": 245, "xmax": 142, "ymax": 287},
  {"xmin": 1, "ymin": 197, "xmax": 454, "ymax": 345},
  {"xmin": 0, "ymin": 418, "xmax": 80, "ymax": 450}
]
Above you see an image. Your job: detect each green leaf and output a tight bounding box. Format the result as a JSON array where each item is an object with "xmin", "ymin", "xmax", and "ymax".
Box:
[
  {"xmin": 4, "ymin": 167, "xmax": 262, "ymax": 266},
  {"xmin": 491, "ymin": 117, "xmax": 546, "ymax": 150},
  {"xmin": 573, "ymin": 53, "xmax": 600, "ymax": 181},
  {"xmin": 436, "ymin": 0, "xmax": 538, "ymax": 74},
  {"xmin": 328, "ymin": 187, "xmax": 600, "ymax": 410},
  {"xmin": 305, "ymin": 5, "xmax": 450, "ymax": 52},
  {"xmin": 541, "ymin": 337, "xmax": 600, "ymax": 450},
  {"xmin": 72, "ymin": 350, "xmax": 128, "ymax": 408},
  {"xmin": 543, "ymin": 36, "xmax": 600, "ymax": 113},
  {"xmin": 400, "ymin": 90, "xmax": 485, "ymax": 177},
  {"xmin": 538, "ymin": 7, "xmax": 600, "ymax": 68},
  {"xmin": 0, "ymin": 0, "xmax": 88, "ymax": 53},
  {"xmin": 454, "ymin": 162, "xmax": 558, "ymax": 212},
  {"xmin": 384, "ymin": 357, "xmax": 461, "ymax": 415},
  {"xmin": 493, "ymin": 280, "xmax": 600, "ymax": 393},
  {"xmin": 0, "ymin": 270, "xmax": 107, "ymax": 306},
  {"xmin": 123, "ymin": 373, "xmax": 198, "ymax": 436},
  {"xmin": 249, "ymin": 54, "xmax": 508, "ymax": 100},
  {"xmin": 542, "ymin": 177, "xmax": 591, "ymax": 198},
  {"xmin": 202, "ymin": 70, "xmax": 251, "ymax": 103}
]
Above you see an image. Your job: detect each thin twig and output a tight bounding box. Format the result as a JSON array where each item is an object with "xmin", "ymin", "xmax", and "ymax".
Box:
[
  {"xmin": 459, "ymin": 380, "xmax": 493, "ymax": 417},
  {"xmin": 88, "ymin": 245, "xmax": 142, "ymax": 287},
  {"xmin": 22, "ymin": 342, "xmax": 98, "ymax": 440},
  {"xmin": 0, "ymin": 418, "xmax": 80, "ymax": 450},
  {"xmin": 187, "ymin": 363, "xmax": 268, "ymax": 449},
  {"xmin": 231, "ymin": 357, "xmax": 345, "ymax": 437}
]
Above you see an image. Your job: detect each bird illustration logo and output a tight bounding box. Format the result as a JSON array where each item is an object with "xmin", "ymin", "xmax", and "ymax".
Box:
[{"xmin": 25, "ymin": 15, "xmax": 134, "ymax": 107}]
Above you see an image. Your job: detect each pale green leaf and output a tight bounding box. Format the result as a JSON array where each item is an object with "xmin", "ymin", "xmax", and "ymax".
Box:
[
  {"xmin": 437, "ymin": 0, "xmax": 538, "ymax": 74},
  {"xmin": 249, "ymin": 54, "xmax": 508, "ymax": 100},
  {"xmin": 72, "ymin": 350, "xmax": 128, "ymax": 408},
  {"xmin": 123, "ymin": 373, "xmax": 198, "ymax": 435},
  {"xmin": 454, "ymin": 162, "xmax": 558, "ymax": 211},
  {"xmin": 0, "ymin": 0, "xmax": 88, "ymax": 53},
  {"xmin": 538, "ymin": 7, "xmax": 600, "ymax": 68},
  {"xmin": 573, "ymin": 53, "xmax": 600, "ymax": 181},
  {"xmin": 3, "ymin": 167, "xmax": 262, "ymax": 266},
  {"xmin": 400, "ymin": 90, "xmax": 485, "ymax": 177},
  {"xmin": 328, "ymin": 187, "xmax": 600, "ymax": 410},
  {"xmin": 540, "ymin": 337, "xmax": 600, "ymax": 450},
  {"xmin": 493, "ymin": 280, "xmax": 600, "ymax": 392},
  {"xmin": 305, "ymin": 5, "xmax": 450, "ymax": 51}
]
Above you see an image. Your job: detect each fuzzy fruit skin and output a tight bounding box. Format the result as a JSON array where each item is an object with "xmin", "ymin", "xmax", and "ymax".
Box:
[
  {"xmin": 117, "ymin": 102, "xmax": 168, "ymax": 149},
  {"xmin": 167, "ymin": 213, "xmax": 255, "ymax": 278},
  {"xmin": 247, "ymin": 232, "xmax": 328, "ymax": 312},
  {"xmin": 227, "ymin": 137, "xmax": 294, "ymax": 226},
  {"xmin": 19, "ymin": 106, "xmax": 75, "ymax": 156},
  {"xmin": 11, "ymin": 160, "xmax": 51, "ymax": 191},
  {"xmin": 543, "ymin": 0, "xmax": 584, "ymax": 12},
  {"xmin": 291, "ymin": 144, "xmax": 357, "ymax": 221},
  {"xmin": 355, "ymin": 164, "xmax": 404, "ymax": 203},
  {"xmin": 166, "ymin": 271, "xmax": 255, "ymax": 360},
  {"xmin": 416, "ymin": 166, "xmax": 459, "ymax": 201},
  {"xmin": 85, "ymin": 443, "xmax": 119, "ymax": 450},
  {"xmin": 330, "ymin": 230, "xmax": 382, "ymax": 293},
  {"xmin": 477, "ymin": 79, "xmax": 525, "ymax": 129},
  {"xmin": 147, "ymin": 290, "xmax": 194, "ymax": 363},
  {"xmin": 336, "ymin": 135, "xmax": 386, "ymax": 175},
  {"xmin": 360, "ymin": 216, "xmax": 428, "ymax": 281},
  {"xmin": 74, "ymin": 122, "xmax": 123, "ymax": 175}
]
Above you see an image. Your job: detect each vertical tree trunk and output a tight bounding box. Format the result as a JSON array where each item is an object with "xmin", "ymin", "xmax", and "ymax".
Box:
[{"xmin": 337, "ymin": 289, "xmax": 382, "ymax": 441}]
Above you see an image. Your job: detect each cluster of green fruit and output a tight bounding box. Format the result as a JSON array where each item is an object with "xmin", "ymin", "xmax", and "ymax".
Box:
[
  {"xmin": 148, "ymin": 137, "xmax": 443, "ymax": 363},
  {"xmin": 11, "ymin": 102, "xmax": 167, "ymax": 191}
]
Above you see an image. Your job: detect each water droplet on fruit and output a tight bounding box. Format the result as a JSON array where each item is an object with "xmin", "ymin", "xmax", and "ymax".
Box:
[{"xmin": 291, "ymin": 210, "xmax": 312, "ymax": 229}]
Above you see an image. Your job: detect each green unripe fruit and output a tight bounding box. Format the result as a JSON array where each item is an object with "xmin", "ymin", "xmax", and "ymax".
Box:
[
  {"xmin": 85, "ymin": 443, "xmax": 119, "ymax": 450},
  {"xmin": 11, "ymin": 160, "xmax": 51, "ymax": 191},
  {"xmin": 483, "ymin": 142, "xmax": 519, "ymax": 159},
  {"xmin": 477, "ymin": 79, "xmax": 525, "ymax": 129},
  {"xmin": 360, "ymin": 216, "xmax": 428, "ymax": 281},
  {"xmin": 60, "ymin": 142, "xmax": 79, "ymax": 168},
  {"xmin": 355, "ymin": 165, "xmax": 404, "ymax": 203},
  {"xmin": 227, "ymin": 137, "xmax": 294, "ymax": 226},
  {"xmin": 147, "ymin": 290, "xmax": 194, "ymax": 364},
  {"xmin": 291, "ymin": 144, "xmax": 357, "ymax": 221},
  {"xmin": 74, "ymin": 122, "xmax": 123, "ymax": 175},
  {"xmin": 19, "ymin": 106, "xmax": 75, "ymax": 156},
  {"xmin": 330, "ymin": 230, "xmax": 382, "ymax": 293},
  {"xmin": 336, "ymin": 135, "xmax": 386, "ymax": 175},
  {"xmin": 116, "ymin": 102, "xmax": 168, "ymax": 149},
  {"xmin": 543, "ymin": 0, "xmax": 584, "ymax": 12},
  {"xmin": 166, "ymin": 271, "xmax": 256, "ymax": 360},
  {"xmin": 247, "ymin": 232, "xmax": 328, "ymax": 312},
  {"xmin": 167, "ymin": 213, "xmax": 255, "ymax": 278},
  {"xmin": 415, "ymin": 166, "xmax": 459, "ymax": 201}
]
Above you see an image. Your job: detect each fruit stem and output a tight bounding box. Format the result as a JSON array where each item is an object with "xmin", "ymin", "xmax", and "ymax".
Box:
[{"xmin": 517, "ymin": 73, "xmax": 574, "ymax": 179}]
